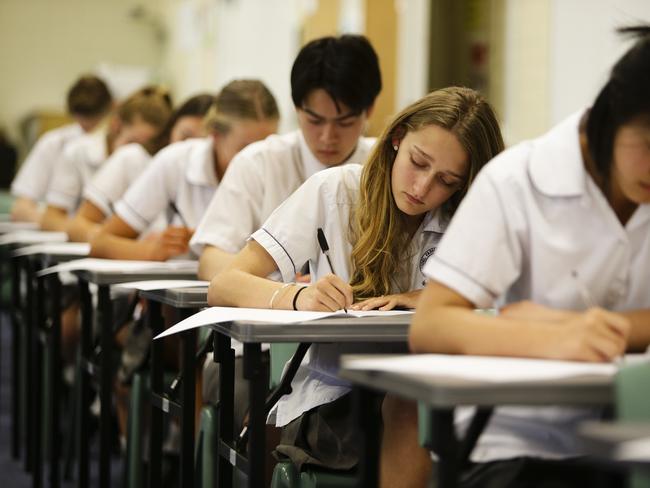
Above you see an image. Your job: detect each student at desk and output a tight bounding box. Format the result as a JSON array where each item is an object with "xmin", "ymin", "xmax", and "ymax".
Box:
[
  {"xmin": 89, "ymin": 80, "xmax": 279, "ymax": 261},
  {"xmin": 41, "ymin": 86, "xmax": 173, "ymax": 232},
  {"xmin": 409, "ymin": 26, "xmax": 650, "ymax": 488},
  {"xmin": 191, "ymin": 34, "xmax": 381, "ymax": 280},
  {"xmin": 209, "ymin": 87, "xmax": 504, "ymax": 483},
  {"xmin": 66, "ymin": 93, "xmax": 215, "ymax": 242},
  {"xmin": 10, "ymin": 75, "xmax": 113, "ymax": 223}
]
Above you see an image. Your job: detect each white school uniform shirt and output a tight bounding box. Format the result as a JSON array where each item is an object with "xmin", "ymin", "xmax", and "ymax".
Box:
[
  {"xmin": 252, "ymin": 164, "xmax": 446, "ymax": 427},
  {"xmin": 423, "ymin": 111, "xmax": 650, "ymax": 462},
  {"xmin": 114, "ymin": 137, "xmax": 218, "ymax": 234},
  {"xmin": 190, "ymin": 130, "xmax": 375, "ymax": 255},
  {"xmin": 83, "ymin": 143, "xmax": 151, "ymax": 216},
  {"xmin": 45, "ymin": 130, "xmax": 108, "ymax": 212},
  {"xmin": 11, "ymin": 123, "xmax": 83, "ymax": 201}
]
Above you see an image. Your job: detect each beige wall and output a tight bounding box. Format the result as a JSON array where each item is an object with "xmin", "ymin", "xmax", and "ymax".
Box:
[{"xmin": 0, "ymin": 0, "xmax": 164, "ymax": 156}]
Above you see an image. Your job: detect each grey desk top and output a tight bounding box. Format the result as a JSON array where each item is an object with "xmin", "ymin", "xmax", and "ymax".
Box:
[
  {"xmin": 72, "ymin": 269, "xmax": 197, "ymax": 286},
  {"xmin": 209, "ymin": 314, "xmax": 412, "ymax": 343},
  {"xmin": 141, "ymin": 287, "xmax": 208, "ymax": 308},
  {"xmin": 338, "ymin": 354, "xmax": 613, "ymax": 407}
]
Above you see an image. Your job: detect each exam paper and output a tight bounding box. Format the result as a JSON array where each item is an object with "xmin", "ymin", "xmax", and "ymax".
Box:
[
  {"xmin": 0, "ymin": 230, "xmax": 67, "ymax": 245},
  {"xmin": 155, "ymin": 306, "xmax": 412, "ymax": 340},
  {"xmin": 342, "ymin": 354, "xmax": 617, "ymax": 383},
  {"xmin": 0, "ymin": 221, "xmax": 39, "ymax": 233},
  {"xmin": 12, "ymin": 242, "xmax": 91, "ymax": 257},
  {"xmin": 37, "ymin": 257, "xmax": 198, "ymax": 277},
  {"xmin": 115, "ymin": 279, "xmax": 209, "ymax": 291}
]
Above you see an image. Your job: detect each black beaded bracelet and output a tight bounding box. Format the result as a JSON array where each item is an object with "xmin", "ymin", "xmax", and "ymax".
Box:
[{"xmin": 292, "ymin": 286, "xmax": 307, "ymax": 310}]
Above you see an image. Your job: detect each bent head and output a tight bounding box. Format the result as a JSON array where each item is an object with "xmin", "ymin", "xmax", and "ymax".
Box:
[
  {"xmin": 204, "ymin": 80, "xmax": 279, "ymax": 175},
  {"xmin": 587, "ymin": 26, "xmax": 650, "ymax": 205}
]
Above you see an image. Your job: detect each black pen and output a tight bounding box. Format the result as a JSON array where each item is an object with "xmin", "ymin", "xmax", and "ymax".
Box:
[
  {"xmin": 169, "ymin": 201, "xmax": 189, "ymax": 228},
  {"xmin": 317, "ymin": 227, "xmax": 347, "ymax": 312}
]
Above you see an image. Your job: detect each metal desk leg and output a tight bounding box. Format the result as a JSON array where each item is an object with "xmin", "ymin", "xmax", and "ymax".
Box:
[
  {"xmin": 216, "ymin": 332, "xmax": 234, "ymax": 487},
  {"xmin": 23, "ymin": 257, "xmax": 34, "ymax": 473},
  {"xmin": 48, "ymin": 274, "xmax": 62, "ymax": 488},
  {"xmin": 430, "ymin": 409, "xmax": 459, "ymax": 488},
  {"xmin": 244, "ymin": 342, "xmax": 265, "ymax": 487},
  {"xmin": 32, "ymin": 258, "xmax": 44, "ymax": 488},
  {"xmin": 97, "ymin": 284, "xmax": 113, "ymax": 488},
  {"xmin": 148, "ymin": 300, "xmax": 163, "ymax": 488},
  {"xmin": 11, "ymin": 255, "xmax": 21, "ymax": 459},
  {"xmin": 355, "ymin": 386, "xmax": 381, "ymax": 488},
  {"xmin": 180, "ymin": 320, "xmax": 196, "ymax": 488},
  {"xmin": 77, "ymin": 279, "xmax": 92, "ymax": 488}
]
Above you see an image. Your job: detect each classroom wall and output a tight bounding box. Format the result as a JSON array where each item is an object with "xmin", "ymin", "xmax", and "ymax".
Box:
[{"xmin": 0, "ymin": 0, "xmax": 164, "ymax": 155}]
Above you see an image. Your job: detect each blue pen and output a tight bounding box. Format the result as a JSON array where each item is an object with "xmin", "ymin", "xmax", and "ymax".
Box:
[{"xmin": 317, "ymin": 228, "xmax": 347, "ymax": 313}]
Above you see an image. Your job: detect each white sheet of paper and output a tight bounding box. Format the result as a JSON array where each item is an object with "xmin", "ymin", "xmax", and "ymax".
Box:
[
  {"xmin": 0, "ymin": 230, "xmax": 68, "ymax": 245},
  {"xmin": 115, "ymin": 279, "xmax": 209, "ymax": 291},
  {"xmin": 155, "ymin": 306, "xmax": 412, "ymax": 340},
  {"xmin": 37, "ymin": 257, "xmax": 198, "ymax": 277},
  {"xmin": 12, "ymin": 242, "xmax": 91, "ymax": 257},
  {"xmin": 616, "ymin": 437, "xmax": 650, "ymax": 461},
  {"xmin": 342, "ymin": 354, "xmax": 617, "ymax": 383},
  {"xmin": 0, "ymin": 221, "xmax": 39, "ymax": 233}
]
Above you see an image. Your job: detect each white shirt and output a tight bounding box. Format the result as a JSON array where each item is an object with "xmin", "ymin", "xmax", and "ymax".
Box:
[
  {"xmin": 45, "ymin": 130, "xmax": 108, "ymax": 212},
  {"xmin": 190, "ymin": 130, "xmax": 375, "ymax": 255},
  {"xmin": 252, "ymin": 164, "xmax": 446, "ymax": 427},
  {"xmin": 114, "ymin": 137, "xmax": 218, "ymax": 234},
  {"xmin": 11, "ymin": 123, "xmax": 83, "ymax": 201},
  {"xmin": 83, "ymin": 143, "xmax": 151, "ymax": 216},
  {"xmin": 423, "ymin": 111, "xmax": 650, "ymax": 462}
]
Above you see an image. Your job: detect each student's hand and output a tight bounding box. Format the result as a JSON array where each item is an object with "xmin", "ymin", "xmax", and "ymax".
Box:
[
  {"xmin": 294, "ymin": 273, "xmax": 353, "ymax": 312},
  {"xmin": 501, "ymin": 300, "xmax": 578, "ymax": 322},
  {"xmin": 350, "ymin": 290, "xmax": 421, "ymax": 311},
  {"xmin": 146, "ymin": 226, "xmax": 193, "ymax": 261},
  {"xmin": 550, "ymin": 308, "xmax": 630, "ymax": 362}
]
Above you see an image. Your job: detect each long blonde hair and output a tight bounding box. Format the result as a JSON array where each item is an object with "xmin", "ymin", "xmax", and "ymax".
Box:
[{"xmin": 349, "ymin": 87, "xmax": 504, "ymax": 299}]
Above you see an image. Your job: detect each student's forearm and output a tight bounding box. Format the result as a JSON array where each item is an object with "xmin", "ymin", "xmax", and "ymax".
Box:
[
  {"xmin": 90, "ymin": 232, "xmax": 152, "ymax": 260},
  {"xmin": 622, "ymin": 309, "xmax": 650, "ymax": 351},
  {"xmin": 40, "ymin": 207, "xmax": 70, "ymax": 231},
  {"xmin": 209, "ymin": 269, "xmax": 297, "ymax": 309},
  {"xmin": 66, "ymin": 216, "xmax": 99, "ymax": 243},
  {"xmin": 410, "ymin": 303, "xmax": 571, "ymax": 359},
  {"xmin": 198, "ymin": 246, "xmax": 235, "ymax": 281},
  {"xmin": 10, "ymin": 197, "xmax": 41, "ymax": 223}
]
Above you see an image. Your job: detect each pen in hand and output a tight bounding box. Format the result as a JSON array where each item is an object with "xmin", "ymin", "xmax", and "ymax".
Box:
[
  {"xmin": 317, "ymin": 228, "xmax": 348, "ymax": 313},
  {"xmin": 571, "ymin": 270, "xmax": 625, "ymax": 364},
  {"xmin": 169, "ymin": 201, "xmax": 190, "ymax": 228}
]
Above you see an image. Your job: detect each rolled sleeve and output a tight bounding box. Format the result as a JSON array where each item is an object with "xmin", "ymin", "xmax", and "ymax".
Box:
[{"xmin": 251, "ymin": 228, "xmax": 297, "ymax": 283}]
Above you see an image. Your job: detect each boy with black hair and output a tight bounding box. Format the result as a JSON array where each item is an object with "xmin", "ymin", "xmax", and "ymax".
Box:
[
  {"xmin": 10, "ymin": 75, "xmax": 113, "ymax": 222},
  {"xmin": 191, "ymin": 34, "xmax": 382, "ymax": 279}
]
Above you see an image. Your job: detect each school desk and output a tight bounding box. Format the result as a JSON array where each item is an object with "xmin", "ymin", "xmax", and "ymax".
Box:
[
  {"xmin": 63, "ymin": 260, "xmax": 197, "ymax": 488},
  {"xmin": 199, "ymin": 313, "xmax": 412, "ymax": 488},
  {"xmin": 339, "ymin": 354, "xmax": 617, "ymax": 488}
]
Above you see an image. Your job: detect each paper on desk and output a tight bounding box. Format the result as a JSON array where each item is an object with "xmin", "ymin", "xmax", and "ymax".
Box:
[
  {"xmin": 155, "ymin": 306, "xmax": 412, "ymax": 340},
  {"xmin": 116, "ymin": 279, "xmax": 209, "ymax": 291},
  {"xmin": 615, "ymin": 437, "xmax": 650, "ymax": 461},
  {"xmin": 0, "ymin": 221, "xmax": 39, "ymax": 233},
  {"xmin": 0, "ymin": 230, "xmax": 68, "ymax": 245},
  {"xmin": 37, "ymin": 257, "xmax": 198, "ymax": 277},
  {"xmin": 12, "ymin": 242, "xmax": 91, "ymax": 257},
  {"xmin": 342, "ymin": 354, "xmax": 617, "ymax": 383}
]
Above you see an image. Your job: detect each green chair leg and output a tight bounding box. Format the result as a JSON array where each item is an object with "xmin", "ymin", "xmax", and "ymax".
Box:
[
  {"xmin": 616, "ymin": 362, "xmax": 650, "ymax": 488},
  {"xmin": 125, "ymin": 372, "xmax": 147, "ymax": 488},
  {"xmin": 196, "ymin": 405, "xmax": 219, "ymax": 487}
]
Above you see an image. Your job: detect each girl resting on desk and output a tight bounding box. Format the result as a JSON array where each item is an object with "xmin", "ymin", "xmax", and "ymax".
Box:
[
  {"xmin": 409, "ymin": 26, "xmax": 650, "ymax": 488},
  {"xmin": 209, "ymin": 86, "xmax": 504, "ymax": 486}
]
